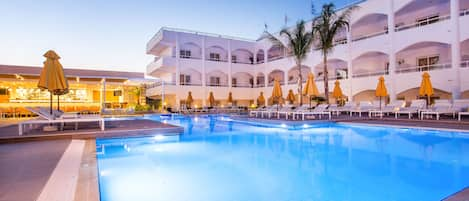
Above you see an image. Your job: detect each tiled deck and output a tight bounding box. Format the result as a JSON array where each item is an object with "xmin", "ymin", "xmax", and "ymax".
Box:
[
  {"xmin": 0, "ymin": 139, "xmax": 71, "ymax": 201},
  {"xmin": 0, "ymin": 119, "xmax": 183, "ymax": 143}
]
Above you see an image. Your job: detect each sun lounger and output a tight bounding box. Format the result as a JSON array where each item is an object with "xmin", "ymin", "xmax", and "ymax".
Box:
[
  {"xmin": 19, "ymin": 107, "xmax": 104, "ymax": 135},
  {"xmin": 333, "ymin": 102, "xmax": 357, "ymax": 115},
  {"xmin": 276, "ymin": 105, "xmax": 295, "ymax": 119},
  {"xmin": 295, "ymin": 104, "xmax": 331, "ymax": 120},
  {"xmin": 393, "ymin": 99, "xmax": 425, "ymax": 119},
  {"xmin": 350, "ymin": 101, "xmax": 375, "ymax": 117},
  {"xmin": 420, "ymin": 102, "xmax": 453, "ymax": 120},
  {"xmin": 459, "ymin": 111, "xmax": 469, "ymax": 121},
  {"xmin": 368, "ymin": 100, "xmax": 405, "ymax": 118}
]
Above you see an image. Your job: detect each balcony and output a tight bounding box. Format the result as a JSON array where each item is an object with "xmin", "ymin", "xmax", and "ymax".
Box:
[
  {"xmin": 146, "ymin": 56, "xmax": 176, "ymax": 75},
  {"xmin": 395, "ymin": 62, "xmax": 452, "ymax": 74},
  {"xmin": 395, "ymin": 14, "xmax": 450, "ymax": 32},
  {"xmin": 352, "ymin": 70, "xmax": 388, "ymax": 78},
  {"xmin": 461, "ymin": 60, "xmax": 469, "ymax": 68}
]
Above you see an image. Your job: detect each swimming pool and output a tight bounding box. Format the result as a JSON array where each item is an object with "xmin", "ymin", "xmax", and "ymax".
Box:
[{"xmin": 96, "ymin": 115, "xmax": 469, "ymax": 201}]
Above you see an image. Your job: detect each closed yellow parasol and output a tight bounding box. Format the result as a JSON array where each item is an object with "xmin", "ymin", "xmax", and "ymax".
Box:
[
  {"xmin": 208, "ymin": 91, "xmax": 215, "ymax": 107},
  {"xmin": 303, "ymin": 73, "xmax": 319, "ymax": 107},
  {"xmin": 227, "ymin": 92, "xmax": 233, "ymax": 103},
  {"xmin": 286, "ymin": 89, "xmax": 296, "ymax": 104},
  {"xmin": 271, "ymin": 79, "xmax": 283, "ymax": 110},
  {"xmin": 186, "ymin": 91, "xmax": 193, "ymax": 107},
  {"xmin": 375, "ymin": 76, "xmax": 388, "ymax": 109},
  {"xmin": 38, "ymin": 50, "xmax": 69, "ymax": 114},
  {"xmin": 332, "ymin": 80, "xmax": 343, "ymax": 99},
  {"xmin": 257, "ymin": 92, "xmax": 265, "ymax": 106},
  {"xmin": 419, "ymin": 72, "xmax": 434, "ymax": 107}
]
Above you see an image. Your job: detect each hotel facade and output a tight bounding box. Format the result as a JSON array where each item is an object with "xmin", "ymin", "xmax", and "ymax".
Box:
[{"xmin": 146, "ymin": 0, "xmax": 469, "ymax": 108}]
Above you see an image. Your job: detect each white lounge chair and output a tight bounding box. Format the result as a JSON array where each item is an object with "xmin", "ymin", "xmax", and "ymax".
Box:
[
  {"xmin": 276, "ymin": 105, "xmax": 295, "ymax": 119},
  {"xmin": 333, "ymin": 102, "xmax": 357, "ymax": 115},
  {"xmin": 420, "ymin": 102, "xmax": 453, "ymax": 120},
  {"xmin": 393, "ymin": 99, "xmax": 426, "ymax": 119},
  {"xmin": 296, "ymin": 104, "xmax": 331, "ymax": 120},
  {"xmin": 369, "ymin": 100, "xmax": 405, "ymax": 118},
  {"xmin": 350, "ymin": 101, "xmax": 375, "ymax": 117},
  {"xmin": 19, "ymin": 107, "xmax": 104, "ymax": 135}
]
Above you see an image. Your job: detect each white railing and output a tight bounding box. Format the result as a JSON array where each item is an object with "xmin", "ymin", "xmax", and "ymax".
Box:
[
  {"xmin": 161, "ymin": 27, "xmax": 255, "ymax": 42},
  {"xmin": 232, "ymin": 82, "xmax": 255, "ymax": 88},
  {"xmin": 180, "ymin": 56, "xmax": 201, "ymax": 60},
  {"xmin": 395, "ymin": 14, "xmax": 450, "ymax": 32},
  {"xmin": 395, "ymin": 63, "xmax": 452, "ymax": 74},
  {"xmin": 206, "ymin": 82, "xmax": 229, "ymax": 87},
  {"xmin": 267, "ymin": 55, "xmax": 284, "ymax": 62},
  {"xmin": 314, "ymin": 76, "xmax": 347, "ymax": 82},
  {"xmin": 461, "ymin": 60, "xmax": 469, "ymax": 68},
  {"xmin": 352, "ymin": 70, "xmax": 388, "ymax": 78},
  {"xmin": 352, "ymin": 30, "xmax": 388, "ymax": 42},
  {"xmin": 333, "ymin": 38, "xmax": 348, "ymax": 46},
  {"xmin": 146, "ymin": 81, "xmax": 176, "ymax": 89}
]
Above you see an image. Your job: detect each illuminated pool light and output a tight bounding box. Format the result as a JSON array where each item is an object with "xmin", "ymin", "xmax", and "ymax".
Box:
[
  {"xmin": 153, "ymin": 135, "xmax": 166, "ymax": 141},
  {"xmin": 303, "ymin": 124, "xmax": 309, "ymax": 128},
  {"xmin": 280, "ymin": 124, "xmax": 287, "ymax": 128}
]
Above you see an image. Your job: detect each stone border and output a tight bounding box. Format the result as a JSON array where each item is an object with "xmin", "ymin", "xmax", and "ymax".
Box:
[{"xmin": 74, "ymin": 139, "xmax": 100, "ymax": 201}]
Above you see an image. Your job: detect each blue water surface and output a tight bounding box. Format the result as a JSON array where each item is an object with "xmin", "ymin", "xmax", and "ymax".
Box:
[{"xmin": 96, "ymin": 115, "xmax": 469, "ymax": 201}]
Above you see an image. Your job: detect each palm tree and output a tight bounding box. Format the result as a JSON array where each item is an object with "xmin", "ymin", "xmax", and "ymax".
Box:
[
  {"xmin": 265, "ymin": 20, "xmax": 314, "ymax": 105},
  {"xmin": 131, "ymin": 86, "xmax": 142, "ymax": 105},
  {"xmin": 312, "ymin": 3, "xmax": 355, "ymax": 103}
]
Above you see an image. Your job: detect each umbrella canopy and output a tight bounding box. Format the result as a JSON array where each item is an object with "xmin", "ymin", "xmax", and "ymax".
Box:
[
  {"xmin": 375, "ymin": 76, "xmax": 388, "ymax": 97},
  {"xmin": 286, "ymin": 89, "xmax": 296, "ymax": 104},
  {"xmin": 271, "ymin": 79, "xmax": 283, "ymax": 105},
  {"xmin": 208, "ymin": 91, "xmax": 216, "ymax": 107},
  {"xmin": 257, "ymin": 92, "xmax": 265, "ymax": 106},
  {"xmin": 38, "ymin": 50, "xmax": 69, "ymax": 114},
  {"xmin": 227, "ymin": 92, "xmax": 233, "ymax": 103},
  {"xmin": 419, "ymin": 72, "xmax": 434, "ymax": 107},
  {"xmin": 332, "ymin": 80, "xmax": 343, "ymax": 99},
  {"xmin": 186, "ymin": 91, "xmax": 193, "ymax": 106},
  {"xmin": 375, "ymin": 76, "xmax": 388, "ymax": 109},
  {"xmin": 303, "ymin": 73, "xmax": 319, "ymax": 97}
]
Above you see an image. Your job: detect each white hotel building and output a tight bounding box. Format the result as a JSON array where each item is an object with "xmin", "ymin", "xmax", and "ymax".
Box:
[{"xmin": 146, "ymin": 0, "xmax": 469, "ymax": 108}]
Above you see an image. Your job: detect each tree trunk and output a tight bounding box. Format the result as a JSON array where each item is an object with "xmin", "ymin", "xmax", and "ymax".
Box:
[
  {"xmin": 298, "ymin": 61, "xmax": 303, "ymax": 106},
  {"xmin": 323, "ymin": 54, "xmax": 329, "ymax": 103}
]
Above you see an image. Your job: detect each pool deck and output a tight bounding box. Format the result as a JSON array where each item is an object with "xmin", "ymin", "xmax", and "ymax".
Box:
[{"xmin": 0, "ymin": 119, "xmax": 183, "ymax": 143}]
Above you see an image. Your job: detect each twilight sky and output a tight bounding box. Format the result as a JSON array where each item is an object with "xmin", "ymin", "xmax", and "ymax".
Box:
[{"xmin": 0, "ymin": 0, "xmax": 354, "ymax": 73}]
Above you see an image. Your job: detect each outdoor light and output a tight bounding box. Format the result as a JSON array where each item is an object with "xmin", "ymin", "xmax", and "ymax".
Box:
[
  {"xmin": 303, "ymin": 124, "xmax": 309, "ymax": 128},
  {"xmin": 281, "ymin": 123, "xmax": 287, "ymax": 128},
  {"xmin": 153, "ymin": 135, "xmax": 166, "ymax": 141}
]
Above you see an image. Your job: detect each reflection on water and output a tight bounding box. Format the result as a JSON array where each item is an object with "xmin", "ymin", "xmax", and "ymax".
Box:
[{"xmin": 97, "ymin": 115, "xmax": 469, "ymax": 201}]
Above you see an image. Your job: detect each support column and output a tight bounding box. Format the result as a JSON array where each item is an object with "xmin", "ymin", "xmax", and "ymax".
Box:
[
  {"xmin": 451, "ymin": 0, "xmax": 461, "ymax": 99},
  {"xmin": 228, "ymin": 40, "xmax": 232, "ymax": 88},
  {"xmin": 101, "ymin": 78, "xmax": 106, "ymax": 113},
  {"xmin": 175, "ymin": 33, "xmax": 181, "ymax": 109},
  {"xmin": 264, "ymin": 48, "xmax": 269, "ymax": 106},
  {"xmin": 388, "ymin": 0, "xmax": 397, "ymax": 101},
  {"xmin": 346, "ymin": 26, "xmax": 353, "ymax": 101},
  {"xmin": 202, "ymin": 36, "xmax": 207, "ymax": 106}
]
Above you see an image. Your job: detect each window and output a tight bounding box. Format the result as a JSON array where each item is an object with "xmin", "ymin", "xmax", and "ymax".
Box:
[
  {"xmin": 232, "ymin": 78, "xmax": 237, "ymax": 87},
  {"xmin": 385, "ymin": 62, "xmax": 390, "ymax": 74},
  {"xmin": 417, "ymin": 55, "xmax": 439, "ymax": 71},
  {"xmin": 231, "ymin": 55, "xmax": 237, "ymax": 63},
  {"xmin": 180, "ymin": 50, "xmax": 191, "ymax": 58},
  {"xmin": 416, "ymin": 14, "xmax": 440, "ymax": 27},
  {"xmin": 0, "ymin": 88, "xmax": 8, "ymax": 95},
  {"xmin": 209, "ymin": 53, "xmax": 220, "ymax": 61},
  {"xmin": 180, "ymin": 74, "xmax": 191, "ymax": 85},
  {"xmin": 210, "ymin": 77, "xmax": 220, "ymax": 86}
]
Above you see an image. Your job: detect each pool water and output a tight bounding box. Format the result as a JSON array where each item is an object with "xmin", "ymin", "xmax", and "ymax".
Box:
[{"xmin": 96, "ymin": 115, "xmax": 469, "ymax": 201}]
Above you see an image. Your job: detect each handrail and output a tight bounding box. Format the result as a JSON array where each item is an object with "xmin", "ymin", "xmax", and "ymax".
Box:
[
  {"xmin": 333, "ymin": 38, "xmax": 348, "ymax": 46},
  {"xmin": 314, "ymin": 75, "xmax": 347, "ymax": 82},
  {"xmin": 395, "ymin": 63, "xmax": 452, "ymax": 74},
  {"xmin": 352, "ymin": 30, "xmax": 388, "ymax": 42},
  {"xmin": 395, "ymin": 14, "xmax": 450, "ymax": 32},
  {"xmin": 352, "ymin": 70, "xmax": 388, "ymax": 78},
  {"xmin": 267, "ymin": 55, "xmax": 284, "ymax": 62}
]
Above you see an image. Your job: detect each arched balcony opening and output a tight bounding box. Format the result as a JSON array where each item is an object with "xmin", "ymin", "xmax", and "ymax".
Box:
[
  {"xmin": 351, "ymin": 13, "xmax": 388, "ymax": 41},
  {"xmin": 256, "ymin": 72, "xmax": 265, "ymax": 87},
  {"xmin": 287, "ymin": 65, "xmax": 312, "ymax": 84},
  {"xmin": 256, "ymin": 49, "xmax": 265, "ymax": 64},
  {"xmin": 179, "ymin": 42, "xmax": 202, "ymax": 59},
  {"xmin": 353, "ymin": 90, "xmax": 377, "ymax": 102},
  {"xmin": 314, "ymin": 59, "xmax": 348, "ymax": 81},
  {"xmin": 267, "ymin": 45, "xmax": 285, "ymax": 61},
  {"xmin": 206, "ymin": 46, "xmax": 228, "ymax": 62},
  {"xmin": 231, "ymin": 49, "xmax": 254, "ymax": 64},
  {"xmin": 395, "ymin": 41, "xmax": 451, "ymax": 73},
  {"xmin": 206, "ymin": 70, "xmax": 228, "ymax": 87},
  {"xmin": 397, "ymin": 87, "xmax": 452, "ymax": 103},
  {"xmin": 268, "ymin": 70, "xmax": 285, "ymax": 86},
  {"xmin": 232, "ymin": 72, "xmax": 254, "ymax": 88},
  {"xmin": 461, "ymin": 39, "xmax": 469, "ymax": 68},
  {"xmin": 180, "ymin": 68, "xmax": 202, "ymax": 86},
  {"xmin": 352, "ymin": 51, "xmax": 389, "ymax": 78},
  {"xmin": 333, "ymin": 27, "xmax": 348, "ymax": 46},
  {"xmin": 395, "ymin": 0, "xmax": 450, "ymax": 32}
]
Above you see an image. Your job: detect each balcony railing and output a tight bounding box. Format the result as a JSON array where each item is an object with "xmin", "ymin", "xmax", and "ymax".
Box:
[
  {"xmin": 232, "ymin": 82, "xmax": 254, "ymax": 88},
  {"xmin": 395, "ymin": 14, "xmax": 450, "ymax": 32},
  {"xmin": 461, "ymin": 60, "xmax": 469, "ymax": 68},
  {"xmin": 395, "ymin": 63, "xmax": 452, "ymax": 74},
  {"xmin": 333, "ymin": 38, "xmax": 348, "ymax": 46},
  {"xmin": 180, "ymin": 83, "xmax": 203, "ymax": 86},
  {"xmin": 206, "ymin": 83, "xmax": 229, "ymax": 87},
  {"xmin": 146, "ymin": 81, "xmax": 176, "ymax": 89},
  {"xmin": 206, "ymin": 58, "xmax": 228, "ymax": 62},
  {"xmin": 314, "ymin": 76, "xmax": 347, "ymax": 82},
  {"xmin": 267, "ymin": 55, "xmax": 284, "ymax": 62},
  {"xmin": 180, "ymin": 56, "xmax": 201, "ymax": 60},
  {"xmin": 352, "ymin": 30, "xmax": 388, "ymax": 42},
  {"xmin": 232, "ymin": 60, "xmax": 254, "ymax": 65},
  {"xmin": 352, "ymin": 70, "xmax": 388, "ymax": 78},
  {"xmin": 268, "ymin": 81, "xmax": 285, "ymax": 86}
]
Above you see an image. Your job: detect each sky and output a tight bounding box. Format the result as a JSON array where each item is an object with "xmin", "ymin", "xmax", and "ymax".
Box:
[{"xmin": 0, "ymin": 0, "xmax": 353, "ymax": 73}]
